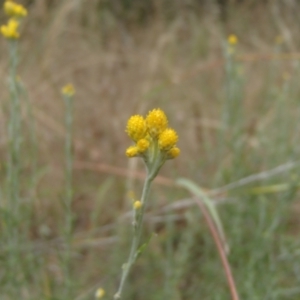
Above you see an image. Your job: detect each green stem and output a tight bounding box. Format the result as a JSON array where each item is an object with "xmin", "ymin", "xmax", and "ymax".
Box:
[
  {"xmin": 114, "ymin": 172, "xmax": 154, "ymax": 299},
  {"xmin": 63, "ymin": 94, "xmax": 74, "ymax": 297},
  {"xmin": 5, "ymin": 39, "xmax": 22, "ymax": 297},
  {"xmin": 7, "ymin": 40, "xmax": 21, "ymax": 215},
  {"xmin": 19, "ymin": 79, "xmax": 38, "ymax": 190}
]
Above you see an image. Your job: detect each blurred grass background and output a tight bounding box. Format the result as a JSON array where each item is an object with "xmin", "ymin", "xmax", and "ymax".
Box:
[{"xmin": 1, "ymin": 0, "xmax": 300, "ymax": 299}]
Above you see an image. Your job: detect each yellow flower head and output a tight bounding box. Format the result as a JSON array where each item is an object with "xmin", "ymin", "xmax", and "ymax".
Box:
[
  {"xmin": 126, "ymin": 115, "xmax": 147, "ymax": 142},
  {"xmin": 125, "ymin": 108, "xmax": 180, "ymax": 161},
  {"xmin": 228, "ymin": 34, "xmax": 238, "ymax": 45},
  {"xmin": 126, "ymin": 145, "xmax": 139, "ymax": 158},
  {"xmin": 4, "ymin": 1, "xmax": 27, "ymax": 18},
  {"xmin": 167, "ymin": 146, "xmax": 180, "ymax": 159},
  {"xmin": 133, "ymin": 200, "xmax": 142, "ymax": 210},
  {"xmin": 62, "ymin": 84, "xmax": 75, "ymax": 97},
  {"xmin": 146, "ymin": 108, "xmax": 168, "ymax": 137},
  {"xmin": 158, "ymin": 128, "xmax": 178, "ymax": 151},
  {"xmin": 136, "ymin": 138, "xmax": 150, "ymax": 153},
  {"xmin": 95, "ymin": 288, "xmax": 105, "ymax": 298},
  {"xmin": 1, "ymin": 18, "xmax": 19, "ymax": 39}
]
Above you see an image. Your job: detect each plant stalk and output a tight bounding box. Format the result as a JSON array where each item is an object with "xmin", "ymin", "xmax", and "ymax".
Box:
[
  {"xmin": 63, "ymin": 93, "xmax": 74, "ymax": 297},
  {"xmin": 114, "ymin": 172, "xmax": 154, "ymax": 299}
]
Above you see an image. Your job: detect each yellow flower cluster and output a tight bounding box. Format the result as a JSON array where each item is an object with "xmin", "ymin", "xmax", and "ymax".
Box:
[
  {"xmin": 1, "ymin": 18, "xmax": 19, "ymax": 39},
  {"xmin": 62, "ymin": 84, "xmax": 75, "ymax": 97},
  {"xmin": 125, "ymin": 108, "xmax": 180, "ymax": 160},
  {"xmin": 4, "ymin": 0, "xmax": 27, "ymax": 18},
  {"xmin": 227, "ymin": 34, "xmax": 238, "ymax": 55},
  {"xmin": 228, "ymin": 34, "xmax": 238, "ymax": 45},
  {"xmin": 1, "ymin": 1, "xmax": 27, "ymax": 39}
]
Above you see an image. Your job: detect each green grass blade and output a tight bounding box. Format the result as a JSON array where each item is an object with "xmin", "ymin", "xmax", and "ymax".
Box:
[{"xmin": 176, "ymin": 177, "xmax": 229, "ymax": 253}]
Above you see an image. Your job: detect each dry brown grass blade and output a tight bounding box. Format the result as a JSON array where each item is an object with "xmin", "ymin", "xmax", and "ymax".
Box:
[
  {"xmin": 195, "ymin": 198, "xmax": 240, "ymax": 300},
  {"xmin": 74, "ymin": 160, "xmax": 174, "ymax": 186}
]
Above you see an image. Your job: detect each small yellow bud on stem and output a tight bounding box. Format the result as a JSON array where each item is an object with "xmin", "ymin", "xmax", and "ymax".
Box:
[
  {"xmin": 95, "ymin": 288, "xmax": 105, "ymax": 298},
  {"xmin": 133, "ymin": 200, "xmax": 142, "ymax": 210},
  {"xmin": 61, "ymin": 84, "xmax": 75, "ymax": 97}
]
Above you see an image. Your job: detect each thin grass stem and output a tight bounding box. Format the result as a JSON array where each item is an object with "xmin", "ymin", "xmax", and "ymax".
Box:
[{"xmin": 195, "ymin": 198, "xmax": 239, "ymax": 300}]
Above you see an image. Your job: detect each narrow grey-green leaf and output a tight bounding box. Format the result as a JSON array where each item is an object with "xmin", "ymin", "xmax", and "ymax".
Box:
[{"xmin": 176, "ymin": 177, "xmax": 229, "ymax": 253}]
